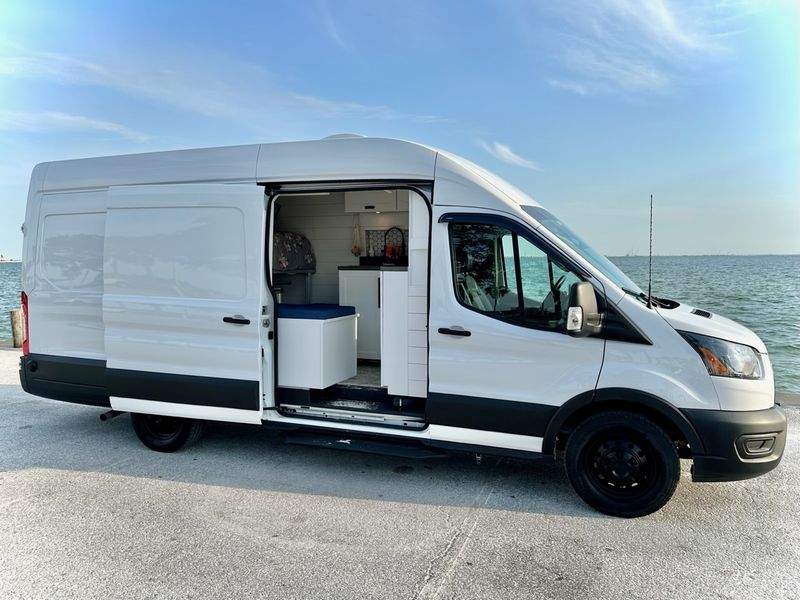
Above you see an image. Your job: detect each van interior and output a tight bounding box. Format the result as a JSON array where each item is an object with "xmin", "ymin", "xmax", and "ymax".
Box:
[{"xmin": 270, "ymin": 188, "xmax": 429, "ymax": 430}]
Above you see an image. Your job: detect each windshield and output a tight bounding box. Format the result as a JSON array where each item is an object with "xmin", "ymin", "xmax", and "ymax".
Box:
[{"xmin": 522, "ymin": 206, "xmax": 643, "ymax": 295}]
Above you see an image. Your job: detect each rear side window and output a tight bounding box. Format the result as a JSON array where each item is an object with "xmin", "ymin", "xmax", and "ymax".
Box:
[
  {"xmin": 104, "ymin": 207, "xmax": 247, "ymax": 300},
  {"xmin": 40, "ymin": 213, "xmax": 105, "ymax": 292}
]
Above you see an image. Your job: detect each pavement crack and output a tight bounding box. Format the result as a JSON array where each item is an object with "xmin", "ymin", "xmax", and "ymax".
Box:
[
  {"xmin": 410, "ymin": 458, "xmax": 504, "ymax": 600},
  {"xmin": 413, "ymin": 521, "xmax": 465, "ymax": 600}
]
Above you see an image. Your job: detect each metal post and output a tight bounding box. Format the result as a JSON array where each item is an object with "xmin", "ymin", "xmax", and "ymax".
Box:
[{"xmin": 9, "ymin": 309, "xmax": 23, "ymax": 348}]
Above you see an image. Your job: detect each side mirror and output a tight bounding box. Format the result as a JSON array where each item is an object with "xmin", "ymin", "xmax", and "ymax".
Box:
[{"xmin": 566, "ymin": 281, "xmax": 603, "ymax": 337}]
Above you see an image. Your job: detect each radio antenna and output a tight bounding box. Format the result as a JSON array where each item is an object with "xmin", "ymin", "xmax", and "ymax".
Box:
[{"xmin": 647, "ymin": 193, "xmax": 653, "ymax": 309}]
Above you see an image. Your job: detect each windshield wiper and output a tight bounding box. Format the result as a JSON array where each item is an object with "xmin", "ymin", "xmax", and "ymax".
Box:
[
  {"xmin": 622, "ymin": 287, "xmax": 655, "ymax": 307},
  {"xmin": 622, "ymin": 287, "xmax": 647, "ymax": 300},
  {"xmin": 623, "ymin": 287, "xmax": 670, "ymax": 309}
]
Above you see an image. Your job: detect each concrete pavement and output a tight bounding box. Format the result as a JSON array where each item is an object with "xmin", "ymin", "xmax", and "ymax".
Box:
[{"xmin": 1, "ymin": 347, "xmax": 798, "ymax": 599}]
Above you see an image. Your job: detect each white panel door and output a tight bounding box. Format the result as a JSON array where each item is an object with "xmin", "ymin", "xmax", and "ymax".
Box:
[
  {"xmin": 427, "ymin": 206, "xmax": 605, "ymax": 439},
  {"xmin": 103, "ymin": 184, "xmax": 267, "ymax": 424}
]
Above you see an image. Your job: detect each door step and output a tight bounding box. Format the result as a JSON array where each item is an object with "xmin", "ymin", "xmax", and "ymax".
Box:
[
  {"xmin": 278, "ymin": 403, "xmax": 426, "ymax": 430},
  {"xmin": 282, "ymin": 431, "xmax": 448, "ymax": 459}
]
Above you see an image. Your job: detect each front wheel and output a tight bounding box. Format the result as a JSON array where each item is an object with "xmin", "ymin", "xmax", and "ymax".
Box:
[
  {"xmin": 130, "ymin": 413, "xmax": 205, "ymax": 453},
  {"xmin": 565, "ymin": 411, "xmax": 680, "ymax": 518}
]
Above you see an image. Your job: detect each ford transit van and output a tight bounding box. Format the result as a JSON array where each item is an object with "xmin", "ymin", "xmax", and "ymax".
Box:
[{"xmin": 18, "ymin": 135, "xmax": 786, "ymax": 517}]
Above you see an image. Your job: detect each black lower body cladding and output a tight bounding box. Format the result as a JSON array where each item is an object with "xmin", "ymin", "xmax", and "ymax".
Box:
[
  {"xmin": 684, "ymin": 405, "xmax": 787, "ymax": 482},
  {"xmin": 19, "ymin": 353, "xmax": 260, "ymax": 411},
  {"xmin": 19, "ymin": 353, "xmax": 110, "ymax": 407}
]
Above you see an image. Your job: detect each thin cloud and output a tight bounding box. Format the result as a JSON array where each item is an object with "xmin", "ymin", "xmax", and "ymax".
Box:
[
  {"xmin": 530, "ymin": 0, "xmax": 741, "ymax": 96},
  {"xmin": 479, "ymin": 140, "xmax": 541, "ymax": 170},
  {"xmin": 0, "ymin": 110, "xmax": 150, "ymax": 142},
  {"xmin": 317, "ymin": 0, "xmax": 350, "ymax": 51},
  {"xmin": 560, "ymin": 44, "xmax": 672, "ymax": 95},
  {"xmin": 0, "ymin": 48, "xmax": 443, "ymax": 127},
  {"xmin": 293, "ymin": 93, "xmax": 448, "ymax": 123},
  {"xmin": 547, "ymin": 79, "xmax": 589, "ymax": 96}
]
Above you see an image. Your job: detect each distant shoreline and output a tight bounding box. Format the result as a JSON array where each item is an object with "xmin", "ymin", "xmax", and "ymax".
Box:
[
  {"xmin": 609, "ymin": 254, "xmax": 800, "ymax": 259},
  {"xmin": 2, "ymin": 256, "xmax": 798, "ymax": 263}
]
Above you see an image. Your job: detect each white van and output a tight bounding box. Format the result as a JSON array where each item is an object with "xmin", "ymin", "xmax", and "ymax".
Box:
[{"xmin": 18, "ymin": 135, "xmax": 786, "ymax": 517}]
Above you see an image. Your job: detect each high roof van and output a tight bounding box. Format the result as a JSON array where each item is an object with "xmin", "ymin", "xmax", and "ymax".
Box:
[{"xmin": 18, "ymin": 135, "xmax": 786, "ymax": 517}]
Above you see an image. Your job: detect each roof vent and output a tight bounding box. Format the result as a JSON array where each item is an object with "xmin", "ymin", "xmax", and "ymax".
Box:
[
  {"xmin": 321, "ymin": 133, "xmax": 366, "ymax": 140},
  {"xmin": 691, "ymin": 308, "xmax": 712, "ymax": 318}
]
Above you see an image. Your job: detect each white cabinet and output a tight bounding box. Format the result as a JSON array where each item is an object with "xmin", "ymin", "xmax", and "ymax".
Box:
[
  {"xmin": 339, "ymin": 269, "xmax": 381, "ymax": 359},
  {"xmin": 345, "ymin": 190, "xmax": 399, "ymax": 213},
  {"xmin": 380, "ymin": 270, "xmax": 409, "ymax": 395}
]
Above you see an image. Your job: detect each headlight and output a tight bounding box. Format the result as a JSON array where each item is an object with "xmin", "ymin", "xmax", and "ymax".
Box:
[{"xmin": 678, "ymin": 331, "xmax": 763, "ymax": 379}]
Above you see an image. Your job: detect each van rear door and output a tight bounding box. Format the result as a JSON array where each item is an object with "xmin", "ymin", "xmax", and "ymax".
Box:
[{"xmin": 103, "ymin": 184, "xmax": 267, "ymax": 424}]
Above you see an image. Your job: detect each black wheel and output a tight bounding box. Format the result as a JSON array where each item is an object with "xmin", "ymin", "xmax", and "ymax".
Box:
[
  {"xmin": 130, "ymin": 413, "xmax": 205, "ymax": 453},
  {"xmin": 565, "ymin": 411, "xmax": 680, "ymax": 518}
]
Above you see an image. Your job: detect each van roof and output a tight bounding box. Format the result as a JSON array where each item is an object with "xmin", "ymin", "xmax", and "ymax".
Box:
[{"xmin": 31, "ymin": 136, "xmax": 540, "ymax": 211}]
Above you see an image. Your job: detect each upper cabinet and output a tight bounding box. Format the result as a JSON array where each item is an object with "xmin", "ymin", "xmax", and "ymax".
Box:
[{"xmin": 345, "ymin": 190, "xmax": 410, "ymax": 213}]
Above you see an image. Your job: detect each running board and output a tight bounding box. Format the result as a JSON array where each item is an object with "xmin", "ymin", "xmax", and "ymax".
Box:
[
  {"xmin": 282, "ymin": 431, "xmax": 448, "ymax": 459},
  {"xmin": 278, "ymin": 403, "xmax": 426, "ymax": 430}
]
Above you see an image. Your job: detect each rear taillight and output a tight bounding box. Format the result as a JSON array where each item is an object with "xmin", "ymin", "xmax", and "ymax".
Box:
[{"xmin": 21, "ymin": 291, "xmax": 29, "ymax": 356}]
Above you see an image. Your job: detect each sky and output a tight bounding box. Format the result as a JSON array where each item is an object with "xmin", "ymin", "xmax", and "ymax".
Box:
[{"xmin": 0, "ymin": 0, "xmax": 798, "ymax": 258}]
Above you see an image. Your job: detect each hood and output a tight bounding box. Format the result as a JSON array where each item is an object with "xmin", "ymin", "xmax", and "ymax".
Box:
[{"xmin": 657, "ymin": 303, "xmax": 768, "ymax": 354}]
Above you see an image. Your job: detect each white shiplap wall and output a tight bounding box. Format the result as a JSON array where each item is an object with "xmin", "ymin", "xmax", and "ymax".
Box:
[
  {"xmin": 406, "ymin": 192, "xmax": 429, "ymax": 398},
  {"xmin": 274, "ymin": 193, "xmax": 408, "ymax": 304}
]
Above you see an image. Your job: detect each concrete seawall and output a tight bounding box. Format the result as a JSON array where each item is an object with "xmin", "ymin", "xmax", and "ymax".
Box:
[{"xmin": 777, "ymin": 392, "xmax": 800, "ymax": 406}]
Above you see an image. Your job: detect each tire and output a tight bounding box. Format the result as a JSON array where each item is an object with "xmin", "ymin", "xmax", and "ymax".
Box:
[
  {"xmin": 130, "ymin": 413, "xmax": 205, "ymax": 453},
  {"xmin": 564, "ymin": 410, "xmax": 680, "ymax": 518}
]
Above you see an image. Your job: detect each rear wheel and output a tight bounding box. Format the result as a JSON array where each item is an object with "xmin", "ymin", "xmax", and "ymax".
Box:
[
  {"xmin": 565, "ymin": 411, "xmax": 680, "ymax": 518},
  {"xmin": 130, "ymin": 413, "xmax": 205, "ymax": 452}
]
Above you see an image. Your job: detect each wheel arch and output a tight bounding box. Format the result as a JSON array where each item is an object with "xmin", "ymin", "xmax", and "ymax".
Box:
[{"xmin": 541, "ymin": 387, "xmax": 705, "ymax": 456}]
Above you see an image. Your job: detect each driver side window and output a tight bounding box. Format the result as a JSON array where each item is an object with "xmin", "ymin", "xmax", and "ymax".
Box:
[{"xmin": 449, "ymin": 222, "xmax": 582, "ymax": 331}]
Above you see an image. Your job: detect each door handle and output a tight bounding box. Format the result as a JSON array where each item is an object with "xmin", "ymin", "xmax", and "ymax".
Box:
[
  {"xmin": 438, "ymin": 327, "xmax": 471, "ymax": 337},
  {"xmin": 223, "ymin": 315, "xmax": 251, "ymax": 325}
]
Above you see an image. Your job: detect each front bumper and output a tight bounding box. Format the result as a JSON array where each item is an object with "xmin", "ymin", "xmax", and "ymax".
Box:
[{"xmin": 683, "ymin": 405, "xmax": 787, "ymax": 482}]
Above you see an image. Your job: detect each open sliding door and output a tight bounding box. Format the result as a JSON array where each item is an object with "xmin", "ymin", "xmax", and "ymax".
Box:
[{"xmin": 104, "ymin": 184, "xmax": 267, "ymax": 424}]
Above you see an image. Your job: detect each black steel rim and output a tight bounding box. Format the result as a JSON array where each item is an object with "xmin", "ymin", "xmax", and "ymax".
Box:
[
  {"xmin": 142, "ymin": 415, "xmax": 182, "ymax": 440},
  {"xmin": 584, "ymin": 431, "xmax": 658, "ymax": 498}
]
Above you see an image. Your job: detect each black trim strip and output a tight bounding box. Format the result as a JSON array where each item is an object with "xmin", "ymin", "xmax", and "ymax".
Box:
[
  {"xmin": 511, "ymin": 232, "xmax": 525, "ymax": 320},
  {"xmin": 424, "ymin": 439, "xmax": 541, "ymax": 461},
  {"xmin": 20, "ymin": 354, "xmax": 260, "ymax": 411},
  {"xmin": 20, "ymin": 354, "xmax": 110, "ymax": 407},
  {"xmin": 106, "ymin": 369, "xmax": 260, "ymax": 411},
  {"xmin": 604, "ymin": 301, "xmax": 652, "ymax": 345},
  {"xmin": 427, "ymin": 392, "xmax": 557, "ymax": 437}
]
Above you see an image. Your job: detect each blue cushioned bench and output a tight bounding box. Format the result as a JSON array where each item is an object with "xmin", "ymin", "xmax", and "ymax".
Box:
[{"xmin": 277, "ymin": 303, "xmax": 356, "ymax": 320}]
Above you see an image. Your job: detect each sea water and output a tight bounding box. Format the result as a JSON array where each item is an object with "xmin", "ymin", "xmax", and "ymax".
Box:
[
  {"xmin": 0, "ymin": 262, "xmax": 21, "ymax": 340},
  {"xmin": 1, "ymin": 256, "xmax": 798, "ymax": 392}
]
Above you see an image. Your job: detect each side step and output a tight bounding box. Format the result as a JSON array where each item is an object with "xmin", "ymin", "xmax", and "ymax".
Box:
[
  {"xmin": 282, "ymin": 431, "xmax": 449, "ymax": 459},
  {"xmin": 279, "ymin": 403, "xmax": 425, "ymax": 430}
]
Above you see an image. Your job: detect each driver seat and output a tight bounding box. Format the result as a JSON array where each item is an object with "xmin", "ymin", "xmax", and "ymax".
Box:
[{"xmin": 463, "ymin": 274, "xmax": 495, "ymax": 311}]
